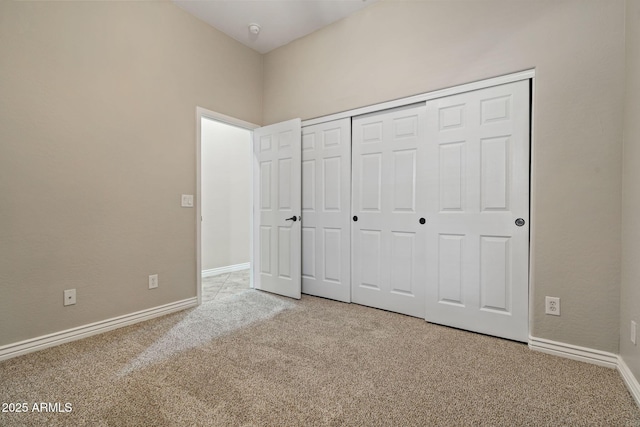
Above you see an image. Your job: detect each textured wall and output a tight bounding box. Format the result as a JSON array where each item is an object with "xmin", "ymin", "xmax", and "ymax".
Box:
[
  {"xmin": 201, "ymin": 119, "xmax": 251, "ymax": 271},
  {"xmin": 0, "ymin": 1, "xmax": 262, "ymax": 345},
  {"xmin": 621, "ymin": 0, "xmax": 640, "ymax": 379},
  {"xmin": 263, "ymin": 0, "xmax": 625, "ymax": 352}
]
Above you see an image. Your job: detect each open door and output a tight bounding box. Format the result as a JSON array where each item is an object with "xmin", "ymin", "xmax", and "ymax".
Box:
[{"xmin": 252, "ymin": 119, "xmax": 302, "ymax": 299}]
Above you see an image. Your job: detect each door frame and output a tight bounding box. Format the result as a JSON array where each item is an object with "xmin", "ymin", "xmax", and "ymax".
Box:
[
  {"xmin": 301, "ymin": 69, "xmax": 536, "ymax": 339},
  {"xmin": 196, "ymin": 107, "xmax": 259, "ymax": 305}
]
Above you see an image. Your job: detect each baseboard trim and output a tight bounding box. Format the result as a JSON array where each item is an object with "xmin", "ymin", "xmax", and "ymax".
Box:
[
  {"xmin": 0, "ymin": 297, "xmax": 198, "ymax": 362},
  {"xmin": 528, "ymin": 336, "xmax": 619, "ymax": 369},
  {"xmin": 202, "ymin": 262, "xmax": 249, "ymax": 278},
  {"xmin": 529, "ymin": 336, "xmax": 640, "ymax": 409},
  {"xmin": 618, "ymin": 356, "xmax": 640, "ymax": 407}
]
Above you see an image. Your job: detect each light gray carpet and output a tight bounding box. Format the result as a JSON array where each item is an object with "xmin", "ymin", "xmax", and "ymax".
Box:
[
  {"xmin": 1, "ymin": 290, "xmax": 639, "ymax": 426},
  {"xmin": 201, "ymin": 270, "xmax": 251, "ymax": 303}
]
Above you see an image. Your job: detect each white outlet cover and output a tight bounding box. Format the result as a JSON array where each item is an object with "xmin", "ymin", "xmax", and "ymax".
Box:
[
  {"xmin": 632, "ymin": 321, "xmax": 637, "ymax": 345},
  {"xmin": 545, "ymin": 296, "xmax": 560, "ymax": 316},
  {"xmin": 149, "ymin": 274, "xmax": 158, "ymax": 289},
  {"xmin": 64, "ymin": 289, "xmax": 76, "ymax": 306},
  {"xmin": 181, "ymin": 194, "xmax": 194, "ymax": 208}
]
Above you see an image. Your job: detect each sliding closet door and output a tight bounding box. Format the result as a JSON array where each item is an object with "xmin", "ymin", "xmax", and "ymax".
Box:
[
  {"xmin": 351, "ymin": 104, "xmax": 428, "ymax": 318},
  {"xmin": 424, "ymin": 80, "xmax": 530, "ymax": 342},
  {"xmin": 301, "ymin": 119, "xmax": 351, "ymax": 302}
]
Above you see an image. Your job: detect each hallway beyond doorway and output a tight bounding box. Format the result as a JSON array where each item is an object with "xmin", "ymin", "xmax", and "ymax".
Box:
[{"xmin": 202, "ymin": 269, "xmax": 250, "ymax": 303}]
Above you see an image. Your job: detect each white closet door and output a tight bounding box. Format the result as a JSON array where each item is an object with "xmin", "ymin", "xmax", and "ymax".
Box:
[
  {"xmin": 301, "ymin": 119, "xmax": 351, "ymax": 302},
  {"xmin": 424, "ymin": 80, "xmax": 530, "ymax": 342},
  {"xmin": 351, "ymin": 104, "xmax": 428, "ymax": 317},
  {"xmin": 252, "ymin": 119, "xmax": 302, "ymax": 299}
]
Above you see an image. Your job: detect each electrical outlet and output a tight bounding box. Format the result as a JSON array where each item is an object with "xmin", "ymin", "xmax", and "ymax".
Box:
[
  {"xmin": 181, "ymin": 194, "xmax": 194, "ymax": 208},
  {"xmin": 149, "ymin": 274, "xmax": 158, "ymax": 289},
  {"xmin": 632, "ymin": 321, "xmax": 637, "ymax": 345},
  {"xmin": 63, "ymin": 289, "xmax": 76, "ymax": 306},
  {"xmin": 545, "ymin": 296, "xmax": 560, "ymax": 316}
]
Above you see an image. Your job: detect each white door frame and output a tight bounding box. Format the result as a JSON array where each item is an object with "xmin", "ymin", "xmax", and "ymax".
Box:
[{"xmin": 196, "ymin": 107, "xmax": 259, "ymax": 305}]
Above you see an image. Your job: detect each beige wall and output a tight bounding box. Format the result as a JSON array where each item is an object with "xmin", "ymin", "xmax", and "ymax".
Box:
[
  {"xmin": 621, "ymin": 0, "xmax": 640, "ymax": 378},
  {"xmin": 264, "ymin": 0, "xmax": 625, "ymax": 352},
  {"xmin": 201, "ymin": 119, "xmax": 251, "ymax": 271},
  {"xmin": 0, "ymin": 0, "xmax": 632, "ymax": 361},
  {"xmin": 0, "ymin": 1, "xmax": 262, "ymax": 345}
]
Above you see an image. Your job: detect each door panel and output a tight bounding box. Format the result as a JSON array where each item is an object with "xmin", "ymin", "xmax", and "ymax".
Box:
[
  {"xmin": 424, "ymin": 80, "xmax": 529, "ymax": 342},
  {"xmin": 253, "ymin": 119, "xmax": 301, "ymax": 299},
  {"xmin": 352, "ymin": 104, "xmax": 427, "ymax": 318},
  {"xmin": 301, "ymin": 119, "xmax": 351, "ymax": 302}
]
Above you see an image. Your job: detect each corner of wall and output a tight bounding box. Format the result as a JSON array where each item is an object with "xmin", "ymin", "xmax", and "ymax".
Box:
[{"xmin": 620, "ymin": 0, "xmax": 640, "ymax": 387}]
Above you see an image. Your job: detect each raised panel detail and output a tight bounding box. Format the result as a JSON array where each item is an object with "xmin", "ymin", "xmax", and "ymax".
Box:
[
  {"xmin": 302, "ymin": 227, "xmax": 315, "ymax": 279},
  {"xmin": 481, "ymin": 136, "xmax": 509, "ymax": 211},
  {"xmin": 438, "ymin": 234, "xmax": 464, "ymax": 305},
  {"xmin": 279, "ymin": 130, "xmax": 293, "ymax": 148},
  {"xmin": 480, "ymin": 236, "xmax": 511, "ymax": 313},
  {"xmin": 260, "ymin": 136, "xmax": 272, "ymax": 152},
  {"xmin": 360, "ymin": 153, "xmax": 382, "ymax": 212},
  {"xmin": 302, "ymin": 160, "xmax": 315, "ymax": 212},
  {"xmin": 323, "ymin": 156, "xmax": 341, "ymax": 211},
  {"xmin": 278, "ymin": 227, "xmax": 291, "ymax": 279},
  {"xmin": 323, "ymin": 128, "xmax": 341, "ymax": 148},
  {"xmin": 360, "ymin": 230, "xmax": 381, "ymax": 289},
  {"xmin": 362, "ymin": 122, "xmax": 383, "ymax": 143},
  {"xmin": 393, "ymin": 149, "xmax": 416, "ymax": 212},
  {"xmin": 323, "ymin": 228, "xmax": 341, "ymax": 283},
  {"xmin": 393, "ymin": 115, "xmax": 418, "ymax": 139},
  {"xmin": 390, "ymin": 232, "xmax": 414, "ymax": 295},
  {"xmin": 439, "ymin": 142, "xmax": 464, "ymax": 211},
  {"xmin": 302, "ymin": 133, "xmax": 315, "ymax": 152},
  {"xmin": 260, "ymin": 161, "xmax": 271, "ymax": 210},
  {"xmin": 278, "ymin": 158, "xmax": 292, "ymax": 210},
  {"xmin": 260, "ymin": 226, "xmax": 271, "ymax": 274},
  {"xmin": 439, "ymin": 104, "xmax": 465, "ymax": 131},
  {"xmin": 481, "ymin": 95, "xmax": 511, "ymax": 124}
]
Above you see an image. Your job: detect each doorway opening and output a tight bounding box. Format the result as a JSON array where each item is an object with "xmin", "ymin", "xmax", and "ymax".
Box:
[{"xmin": 196, "ymin": 108, "xmax": 258, "ymax": 304}]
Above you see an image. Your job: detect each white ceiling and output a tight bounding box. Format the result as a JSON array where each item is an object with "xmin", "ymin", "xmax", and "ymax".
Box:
[{"xmin": 172, "ymin": 0, "xmax": 379, "ymax": 54}]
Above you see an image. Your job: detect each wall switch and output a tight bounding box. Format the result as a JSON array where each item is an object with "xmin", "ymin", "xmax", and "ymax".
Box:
[
  {"xmin": 632, "ymin": 321, "xmax": 637, "ymax": 345},
  {"xmin": 149, "ymin": 274, "xmax": 158, "ymax": 289},
  {"xmin": 181, "ymin": 194, "xmax": 194, "ymax": 208},
  {"xmin": 64, "ymin": 289, "xmax": 76, "ymax": 306},
  {"xmin": 545, "ymin": 296, "xmax": 560, "ymax": 316}
]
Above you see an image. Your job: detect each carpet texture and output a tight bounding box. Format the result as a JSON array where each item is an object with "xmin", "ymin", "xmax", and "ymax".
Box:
[
  {"xmin": 201, "ymin": 270, "xmax": 251, "ymax": 303},
  {"xmin": 1, "ymin": 290, "xmax": 639, "ymax": 426}
]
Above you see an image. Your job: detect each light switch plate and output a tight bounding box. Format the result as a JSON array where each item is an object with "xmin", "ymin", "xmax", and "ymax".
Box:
[
  {"xmin": 632, "ymin": 321, "xmax": 637, "ymax": 345},
  {"xmin": 181, "ymin": 194, "xmax": 194, "ymax": 208}
]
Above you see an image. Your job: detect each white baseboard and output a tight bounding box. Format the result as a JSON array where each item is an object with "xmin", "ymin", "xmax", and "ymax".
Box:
[
  {"xmin": 528, "ymin": 336, "xmax": 619, "ymax": 368},
  {"xmin": 529, "ymin": 336, "xmax": 640, "ymax": 409},
  {"xmin": 618, "ymin": 356, "xmax": 640, "ymax": 408},
  {"xmin": 202, "ymin": 262, "xmax": 249, "ymax": 278},
  {"xmin": 0, "ymin": 297, "xmax": 198, "ymax": 362}
]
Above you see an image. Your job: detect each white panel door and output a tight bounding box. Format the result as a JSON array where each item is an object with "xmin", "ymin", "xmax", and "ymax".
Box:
[
  {"xmin": 301, "ymin": 119, "xmax": 351, "ymax": 302},
  {"xmin": 352, "ymin": 104, "xmax": 428, "ymax": 317},
  {"xmin": 424, "ymin": 80, "xmax": 530, "ymax": 341},
  {"xmin": 252, "ymin": 119, "xmax": 302, "ymax": 299}
]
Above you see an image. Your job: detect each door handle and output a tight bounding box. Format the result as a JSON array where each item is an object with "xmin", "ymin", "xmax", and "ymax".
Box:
[
  {"xmin": 515, "ymin": 218, "xmax": 525, "ymax": 227},
  {"xmin": 285, "ymin": 216, "xmax": 297, "ymax": 222}
]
